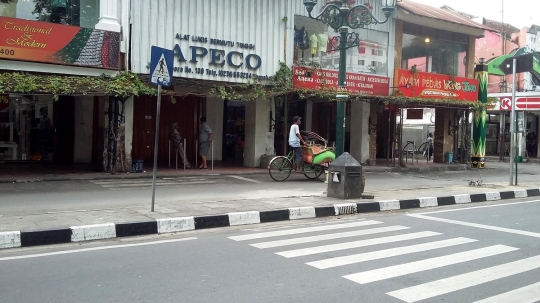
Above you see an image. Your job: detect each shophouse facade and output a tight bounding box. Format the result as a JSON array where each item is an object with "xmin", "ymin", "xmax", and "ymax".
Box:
[{"xmin": 0, "ymin": 0, "xmax": 128, "ymax": 171}]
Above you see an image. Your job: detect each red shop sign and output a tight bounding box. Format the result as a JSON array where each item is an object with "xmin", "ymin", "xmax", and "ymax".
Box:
[
  {"xmin": 292, "ymin": 66, "xmax": 390, "ymax": 96},
  {"xmin": 394, "ymin": 69, "xmax": 479, "ymax": 102}
]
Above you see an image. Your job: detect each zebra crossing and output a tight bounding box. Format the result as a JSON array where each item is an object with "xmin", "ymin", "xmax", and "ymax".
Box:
[
  {"xmin": 228, "ymin": 219, "xmax": 540, "ymax": 303},
  {"xmin": 89, "ymin": 177, "xmax": 216, "ymax": 190}
]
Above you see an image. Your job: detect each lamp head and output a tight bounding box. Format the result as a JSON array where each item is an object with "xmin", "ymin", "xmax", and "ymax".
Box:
[
  {"xmin": 381, "ymin": 0, "xmax": 397, "ymax": 18},
  {"xmin": 303, "ymin": 0, "xmax": 317, "ymax": 13}
]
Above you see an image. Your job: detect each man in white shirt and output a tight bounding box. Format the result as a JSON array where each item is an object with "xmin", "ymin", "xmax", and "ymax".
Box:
[{"xmin": 289, "ymin": 116, "xmax": 306, "ymax": 173}]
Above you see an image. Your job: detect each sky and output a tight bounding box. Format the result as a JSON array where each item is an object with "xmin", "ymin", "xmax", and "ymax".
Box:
[{"xmin": 409, "ymin": 0, "xmax": 540, "ymax": 29}]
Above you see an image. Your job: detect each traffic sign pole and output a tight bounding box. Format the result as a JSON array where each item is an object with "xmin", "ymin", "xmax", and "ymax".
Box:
[
  {"xmin": 151, "ymin": 84, "xmax": 162, "ymax": 212},
  {"xmin": 148, "ymin": 46, "xmax": 174, "ymax": 212},
  {"xmin": 509, "ymin": 58, "xmax": 516, "ymax": 185}
]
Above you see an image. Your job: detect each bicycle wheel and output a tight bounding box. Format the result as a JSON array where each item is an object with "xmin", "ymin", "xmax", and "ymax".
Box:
[
  {"xmin": 303, "ymin": 164, "xmax": 324, "ymax": 181},
  {"xmin": 268, "ymin": 156, "xmax": 293, "ymax": 181}
]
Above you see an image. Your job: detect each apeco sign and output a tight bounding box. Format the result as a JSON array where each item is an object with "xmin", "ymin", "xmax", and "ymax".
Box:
[{"xmin": 394, "ymin": 69, "xmax": 478, "ymax": 101}]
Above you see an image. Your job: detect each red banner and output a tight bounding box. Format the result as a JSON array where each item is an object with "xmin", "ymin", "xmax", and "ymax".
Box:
[
  {"xmin": 292, "ymin": 66, "xmax": 390, "ymax": 96},
  {"xmin": 394, "ymin": 69, "xmax": 479, "ymax": 101},
  {"xmin": 0, "ymin": 17, "xmax": 120, "ymax": 69},
  {"xmin": 493, "ymin": 96, "xmax": 540, "ymax": 111}
]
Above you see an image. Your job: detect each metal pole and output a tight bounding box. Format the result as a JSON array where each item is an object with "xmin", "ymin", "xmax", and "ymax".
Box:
[
  {"xmin": 499, "ymin": 113, "xmax": 505, "ymax": 161},
  {"xmin": 183, "ymin": 138, "xmax": 186, "ymax": 171},
  {"xmin": 151, "ymin": 85, "xmax": 162, "ymax": 212},
  {"xmin": 335, "ymin": 27, "xmax": 348, "ymax": 157},
  {"xmin": 387, "ymin": 107, "xmax": 391, "ymax": 167},
  {"xmin": 211, "ymin": 140, "xmax": 214, "ymax": 170},
  {"xmin": 515, "ymin": 112, "xmax": 519, "ymax": 185},
  {"xmin": 196, "ymin": 139, "xmax": 198, "ymax": 168},
  {"xmin": 509, "ymin": 58, "xmax": 516, "ymax": 185}
]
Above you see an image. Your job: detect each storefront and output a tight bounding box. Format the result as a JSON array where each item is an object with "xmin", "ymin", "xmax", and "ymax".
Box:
[
  {"xmin": 0, "ymin": 0, "xmax": 125, "ymax": 169},
  {"xmin": 488, "ymin": 93, "xmax": 540, "ymax": 159}
]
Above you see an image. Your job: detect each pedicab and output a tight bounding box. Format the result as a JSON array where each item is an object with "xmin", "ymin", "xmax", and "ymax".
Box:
[{"xmin": 268, "ymin": 131, "xmax": 336, "ymax": 181}]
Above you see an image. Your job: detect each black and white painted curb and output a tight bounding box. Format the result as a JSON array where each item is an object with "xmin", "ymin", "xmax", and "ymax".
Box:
[{"xmin": 1, "ymin": 188, "xmax": 538, "ymax": 250}]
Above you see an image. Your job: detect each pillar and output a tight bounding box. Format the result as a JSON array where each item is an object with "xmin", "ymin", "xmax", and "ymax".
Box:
[
  {"xmin": 368, "ymin": 103, "xmax": 377, "ymax": 165},
  {"xmin": 124, "ymin": 97, "xmax": 134, "ymax": 169},
  {"xmin": 471, "ymin": 61, "xmax": 488, "ymax": 168},
  {"xmin": 95, "ymin": 0, "xmax": 121, "ymax": 32},
  {"xmin": 206, "ymin": 97, "xmax": 223, "ymax": 161},
  {"xmin": 305, "ymin": 99, "xmax": 313, "ymax": 131},
  {"xmin": 350, "ymin": 101, "xmax": 370, "ymax": 164},
  {"xmin": 244, "ymin": 99, "xmax": 271, "ymax": 167},
  {"xmin": 74, "ymin": 96, "xmax": 94, "ymax": 163}
]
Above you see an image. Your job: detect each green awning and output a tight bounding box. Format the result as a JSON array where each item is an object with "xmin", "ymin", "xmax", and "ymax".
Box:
[{"xmin": 486, "ymin": 54, "xmax": 512, "ymax": 76}]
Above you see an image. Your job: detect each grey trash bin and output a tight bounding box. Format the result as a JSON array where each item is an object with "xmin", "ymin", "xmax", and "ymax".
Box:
[{"xmin": 327, "ymin": 152, "xmax": 363, "ymax": 199}]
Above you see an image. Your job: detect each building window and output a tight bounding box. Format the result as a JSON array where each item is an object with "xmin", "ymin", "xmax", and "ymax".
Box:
[
  {"xmin": 359, "ymin": 47, "xmax": 366, "ymax": 54},
  {"xmin": 402, "ymin": 31, "xmax": 468, "ymax": 77},
  {"xmin": 0, "ymin": 0, "xmax": 100, "ymax": 28},
  {"xmin": 359, "ymin": 60, "xmax": 365, "ymax": 66}
]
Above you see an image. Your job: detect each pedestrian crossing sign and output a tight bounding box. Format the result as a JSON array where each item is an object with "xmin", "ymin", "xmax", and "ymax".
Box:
[{"xmin": 150, "ymin": 46, "xmax": 174, "ymax": 86}]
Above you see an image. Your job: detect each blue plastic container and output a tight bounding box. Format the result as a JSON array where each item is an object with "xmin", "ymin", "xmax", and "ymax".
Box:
[
  {"xmin": 446, "ymin": 152, "xmax": 454, "ymax": 164},
  {"xmin": 132, "ymin": 159, "xmax": 144, "ymax": 173}
]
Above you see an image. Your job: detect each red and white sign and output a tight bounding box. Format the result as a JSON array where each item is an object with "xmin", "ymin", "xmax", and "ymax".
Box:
[
  {"xmin": 292, "ymin": 66, "xmax": 390, "ymax": 96},
  {"xmin": 394, "ymin": 69, "xmax": 479, "ymax": 102},
  {"xmin": 490, "ymin": 93, "xmax": 540, "ymax": 111}
]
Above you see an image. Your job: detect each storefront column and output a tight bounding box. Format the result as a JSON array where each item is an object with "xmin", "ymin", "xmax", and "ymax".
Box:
[
  {"xmin": 305, "ymin": 99, "xmax": 313, "ymax": 132},
  {"xmin": 74, "ymin": 96, "xmax": 94, "ymax": 163},
  {"xmin": 95, "ymin": 0, "xmax": 121, "ymax": 32},
  {"xmin": 368, "ymin": 103, "xmax": 377, "ymax": 165},
  {"xmin": 350, "ymin": 101, "xmax": 370, "ymax": 164},
  {"xmin": 206, "ymin": 97, "xmax": 223, "ymax": 161},
  {"xmin": 434, "ymin": 108, "xmax": 453, "ymax": 163},
  {"xmin": 244, "ymin": 99, "xmax": 272, "ymax": 167},
  {"xmin": 124, "ymin": 97, "xmax": 134, "ymax": 169}
]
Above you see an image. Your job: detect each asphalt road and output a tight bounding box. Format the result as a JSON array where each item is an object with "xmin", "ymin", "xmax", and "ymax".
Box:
[
  {"xmin": 0, "ymin": 162, "xmax": 538, "ymax": 214},
  {"xmin": 1, "ymin": 198, "xmax": 540, "ymax": 303}
]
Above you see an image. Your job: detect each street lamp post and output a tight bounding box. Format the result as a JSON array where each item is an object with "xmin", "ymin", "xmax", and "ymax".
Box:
[{"xmin": 302, "ymin": 0, "xmax": 397, "ymax": 157}]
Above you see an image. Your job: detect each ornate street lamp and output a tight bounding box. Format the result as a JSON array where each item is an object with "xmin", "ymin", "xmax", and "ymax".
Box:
[{"xmin": 302, "ymin": 0, "xmax": 397, "ymax": 157}]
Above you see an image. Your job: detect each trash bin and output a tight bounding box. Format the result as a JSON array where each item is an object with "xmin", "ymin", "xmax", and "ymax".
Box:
[
  {"xmin": 132, "ymin": 159, "xmax": 144, "ymax": 173},
  {"xmin": 327, "ymin": 152, "xmax": 363, "ymax": 199},
  {"xmin": 515, "ymin": 155, "xmax": 523, "ymax": 163},
  {"xmin": 446, "ymin": 152, "xmax": 453, "ymax": 164}
]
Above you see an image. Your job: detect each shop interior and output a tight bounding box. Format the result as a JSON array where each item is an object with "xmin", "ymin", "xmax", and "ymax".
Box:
[
  {"xmin": 223, "ymin": 100, "xmax": 245, "ymax": 161},
  {"xmin": 0, "ymin": 95, "xmax": 55, "ymax": 162}
]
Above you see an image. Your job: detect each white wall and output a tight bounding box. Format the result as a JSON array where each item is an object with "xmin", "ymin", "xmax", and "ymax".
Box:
[
  {"xmin": 244, "ymin": 99, "xmax": 271, "ymax": 167},
  {"xmin": 74, "ymin": 96, "xmax": 94, "ymax": 163},
  {"xmin": 206, "ymin": 97, "xmax": 224, "ymax": 161},
  {"xmin": 349, "ymin": 102, "xmax": 370, "ymax": 163}
]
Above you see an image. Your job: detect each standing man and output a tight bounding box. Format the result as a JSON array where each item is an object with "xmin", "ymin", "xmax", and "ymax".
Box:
[
  {"xmin": 198, "ymin": 117, "xmax": 212, "ymax": 169},
  {"xmin": 289, "ymin": 116, "xmax": 306, "ymax": 173}
]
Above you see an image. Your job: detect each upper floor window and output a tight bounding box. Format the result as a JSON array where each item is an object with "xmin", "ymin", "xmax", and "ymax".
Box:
[{"xmin": 0, "ymin": 0, "xmax": 100, "ymax": 28}]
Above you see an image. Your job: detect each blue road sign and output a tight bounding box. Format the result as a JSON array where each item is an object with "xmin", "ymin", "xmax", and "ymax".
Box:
[{"xmin": 150, "ymin": 46, "xmax": 174, "ymax": 86}]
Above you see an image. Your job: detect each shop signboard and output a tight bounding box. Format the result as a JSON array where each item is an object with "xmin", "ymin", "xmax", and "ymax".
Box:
[
  {"xmin": 491, "ymin": 96, "xmax": 540, "ymax": 111},
  {"xmin": 394, "ymin": 69, "xmax": 479, "ymax": 101},
  {"xmin": 292, "ymin": 66, "xmax": 390, "ymax": 96},
  {"xmin": 0, "ymin": 16, "xmax": 120, "ymax": 69}
]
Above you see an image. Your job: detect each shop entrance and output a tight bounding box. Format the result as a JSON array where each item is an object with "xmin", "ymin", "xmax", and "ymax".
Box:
[{"xmin": 223, "ymin": 100, "xmax": 245, "ymax": 163}]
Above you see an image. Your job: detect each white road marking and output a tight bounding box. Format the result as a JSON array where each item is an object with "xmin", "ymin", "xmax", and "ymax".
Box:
[
  {"xmin": 276, "ymin": 231, "xmax": 441, "ymax": 258},
  {"xmin": 252, "ymin": 226, "xmax": 410, "ymax": 249},
  {"xmin": 344, "ymin": 245, "xmax": 518, "ymax": 284},
  {"xmin": 415, "ymin": 199, "xmax": 540, "ymax": 215},
  {"xmin": 227, "ymin": 175, "xmax": 262, "ymax": 183},
  {"xmin": 100, "ymin": 181, "xmax": 215, "ymax": 187},
  {"xmin": 0, "ymin": 237, "xmax": 197, "ymax": 262},
  {"xmin": 228, "ymin": 220, "xmax": 383, "ymax": 241},
  {"xmin": 307, "ymin": 237, "xmax": 477, "ymax": 269},
  {"xmin": 387, "ymin": 255, "xmax": 540, "ymax": 303},
  {"xmin": 408, "ymin": 214, "xmax": 540, "ymax": 238},
  {"xmin": 473, "ymin": 281, "xmax": 540, "ymax": 303}
]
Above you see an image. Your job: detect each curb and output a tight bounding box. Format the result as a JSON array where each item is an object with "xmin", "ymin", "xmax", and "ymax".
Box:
[
  {"xmin": 1, "ymin": 188, "xmax": 538, "ymax": 250},
  {"xmin": 0, "ymin": 164, "xmax": 470, "ymax": 184}
]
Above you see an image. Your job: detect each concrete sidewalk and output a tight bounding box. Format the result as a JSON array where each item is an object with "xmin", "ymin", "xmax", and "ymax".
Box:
[
  {"xmin": 1, "ymin": 179, "xmax": 537, "ymax": 245},
  {"xmin": 0, "ymin": 161, "xmax": 469, "ymax": 183}
]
